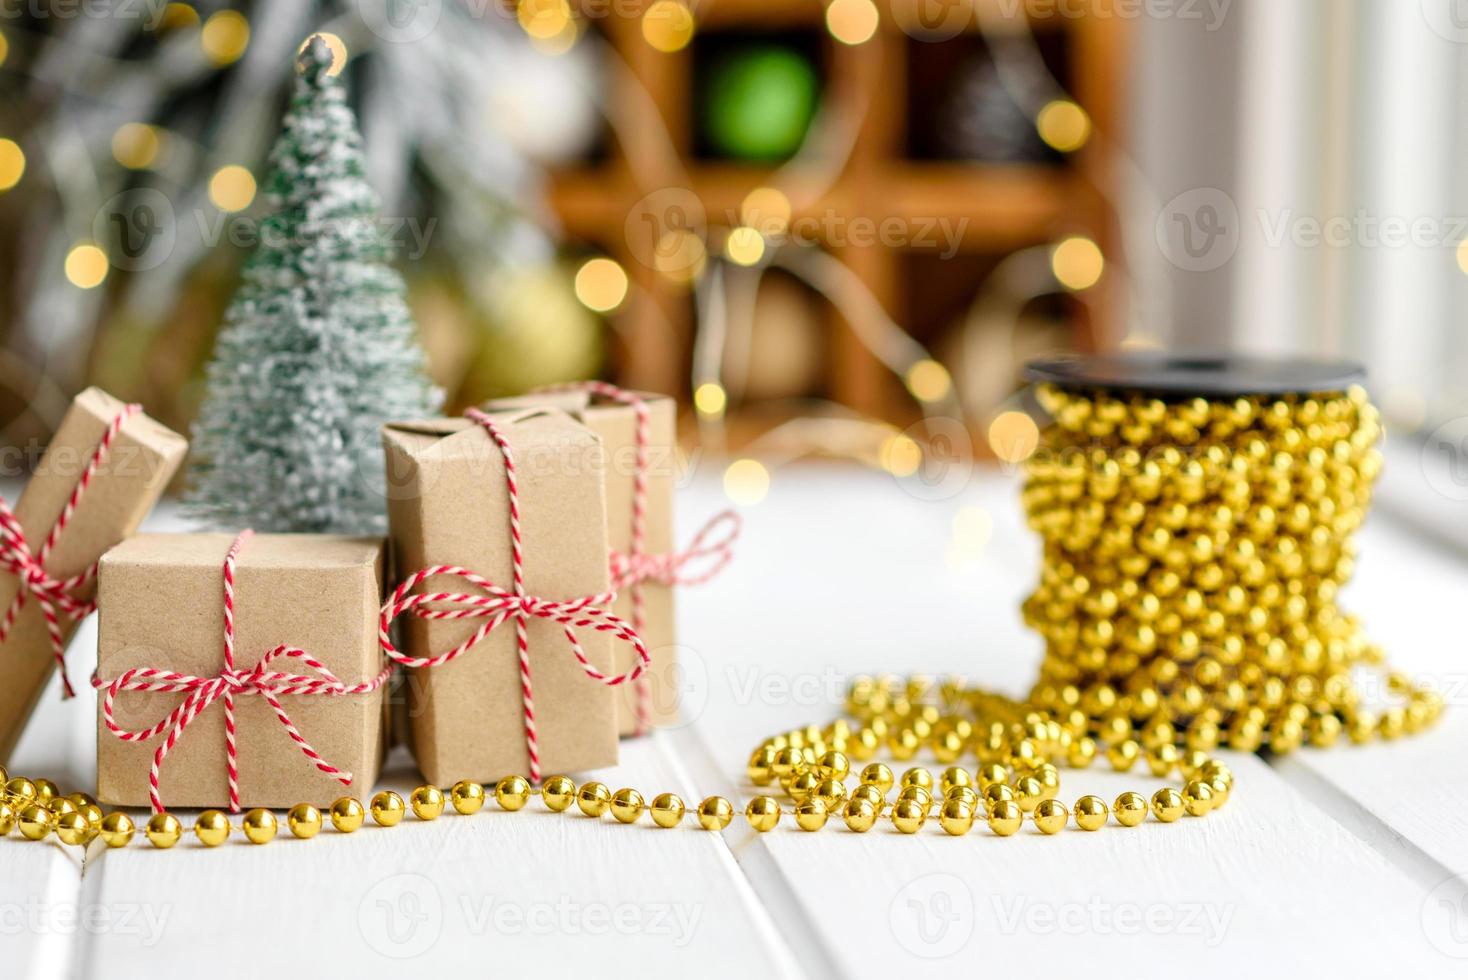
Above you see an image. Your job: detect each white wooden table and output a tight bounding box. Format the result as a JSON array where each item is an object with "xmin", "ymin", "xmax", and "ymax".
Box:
[{"xmin": 7, "ymin": 462, "xmax": 1468, "ymax": 978}]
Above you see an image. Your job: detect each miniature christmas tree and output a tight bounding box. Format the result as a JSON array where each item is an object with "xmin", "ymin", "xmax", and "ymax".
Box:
[{"xmin": 187, "ymin": 35, "xmax": 441, "ymax": 534}]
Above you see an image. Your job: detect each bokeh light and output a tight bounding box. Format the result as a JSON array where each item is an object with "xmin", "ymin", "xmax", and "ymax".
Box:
[
  {"xmin": 987, "ymin": 411, "xmax": 1040, "ymax": 464},
  {"xmin": 65, "ymin": 244, "xmax": 109, "ymax": 289},
  {"xmin": 0, "ymin": 139, "xmax": 25, "ymax": 192},
  {"xmin": 0, "ymin": 30, "xmax": 9, "ymax": 67},
  {"xmin": 298, "ymin": 32, "xmax": 348, "ymax": 76},
  {"xmin": 741, "ymin": 187, "xmax": 792, "ymax": 237},
  {"xmin": 904, "ymin": 359, "xmax": 952, "ymax": 402},
  {"xmin": 157, "ymin": 2, "xmax": 199, "ymax": 30},
  {"xmin": 643, "ymin": 1, "xmax": 696, "ymax": 54},
  {"xmin": 724, "ymin": 459, "xmax": 770, "ymax": 506},
  {"xmin": 518, "ymin": 0, "xmax": 573, "ymax": 40},
  {"xmin": 1051, "ymin": 236, "xmax": 1104, "ymax": 291},
  {"xmin": 1036, "ymin": 100, "xmax": 1091, "ymax": 152},
  {"xmin": 724, "ymin": 226, "xmax": 766, "ymax": 267},
  {"xmin": 654, "ymin": 229, "xmax": 707, "ymax": 282},
  {"xmin": 826, "ymin": 0, "xmax": 880, "ymax": 46},
  {"xmin": 881, "ymin": 434, "xmax": 922, "ymax": 477},
  {"xmin": 208, "ymin": 165, "xmax": 257, "ymax": 212},
  {"xmin": 201, "ymin": 10, "xmax": 250, "ymax": 66},
  {"xmin": 573, "ymin": 257, "xmax": 629, "ymax": 313},
  {"xmin": 694, "ymin": 382, "xmax": 728, "ymax": 416},
  {"xmin": 112, "ymin": 124, "xmax": 163, "ymax": 170}
]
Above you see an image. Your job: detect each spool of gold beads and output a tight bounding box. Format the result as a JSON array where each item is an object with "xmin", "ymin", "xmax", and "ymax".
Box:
[{"xmin": 1020, "ymin": 353, "xmax": 1442, "ymax": 752}]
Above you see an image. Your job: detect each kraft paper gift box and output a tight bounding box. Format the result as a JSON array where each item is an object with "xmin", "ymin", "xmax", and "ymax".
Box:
[
  {"xmin": 483, "ymin": 390, "xmax": 677, "ymax": 735},
  {"xmin": 95, "ymin": 533, "xmax": 388, "ymax": 809},
  {"xmin": 0, "ymin": 387, "xmax": 187, "ymax": 762},
  {"xmin": 381, "ymin": 408, "xmax": 618, "ymax": 784}
]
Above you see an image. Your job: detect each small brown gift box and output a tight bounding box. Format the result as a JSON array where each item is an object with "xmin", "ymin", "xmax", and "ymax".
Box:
[
  {"xmin": 483, "ymin": 389, "xmax": 677, "ymax": 735},
  {"xmin": 95, "ymin": 533, "xmax": 388, "ymax": 809},
  {"xmin": 0, "ymin": 387, "xmax": 187, "ymax": 762},
  {"xmin": 382, "ymin": 408, "xmax": 618, "ymax": 783}
]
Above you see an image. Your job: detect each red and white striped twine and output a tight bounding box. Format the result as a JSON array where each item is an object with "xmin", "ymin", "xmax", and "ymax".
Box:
[
  {"xmin": 95, "ymin": 530, "xmax": 394, "ymax": 814},
  {"xmin": 539, "ymin": 382, "xmax": 739, "ymax": 733},
  {"xmin": 0, "ymin": 404, "xmax": 139, "ymax": 698},
  {"xmin": 379, "ymin": 409, "xmax": 651, "ymax": 783}
]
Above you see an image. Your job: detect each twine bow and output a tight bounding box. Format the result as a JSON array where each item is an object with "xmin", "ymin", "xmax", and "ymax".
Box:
[
  {"xmin": 96, "ymin": 530, "xmax": 393, "ymax": 814},
  {"xmin": 379, "ymin": 409, "xmax": 650, "ymax": 783},
  {"xmin": 0, "ymin": 404, "xmax": 139, "ymax": 698},
  {"xmin": 538, "ymin": 382, "xmax": 739, "ymax": 732}
]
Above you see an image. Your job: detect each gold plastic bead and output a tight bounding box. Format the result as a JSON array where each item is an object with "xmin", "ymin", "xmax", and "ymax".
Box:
[
  {"xmin": 1151, "ymin": 788, "xmax": 1185, "ymax": 823},
  {"xmin": 850, "ymin": 784, "xmax": 886, "ymax": 812},
  {"xmin": 1208, "ymin": 775, "xmax": 1232, "ymax": 808},
  {"xmin": 489, "ymin": 775, "xmax": 527, "ymax": 812},
  {"xmin": 983, "ymin": 782, "xmax": 1015, "ymax": 809},
  {"xmin": 242, "ymin": 808, "xmax": 278, "ymax": 844},
  {"xmin": 98, "ymin": 812, "xmax": 135, "ymax": 847},
  {"xmin": 815, "ymin": 750, "xmax": 850, "ymax": 780},
  {"xmin": 1106, "ymin": 739, "xmax": 1141, "ymax": 772},
  {"xmin": 697, "ymin": 796, "xmax": 734, "ymax": 831},
  {"xmin": 19, "ymin": 803, "xmax": 53, "ymax": 841},
  {"xmin": 6, "ymin": 776, "xmax": 37, "ymax": 802},
  {"xmin": 370, "ymin": 791, "xmax": 406, "ymax": 827},
  {"xmin": 288, "ymin": 803, "xmax": 323, "ymax": 838},
  {"xmin": 843, "ymin": 797, "xmax": 878, "ymax": 833},
  {"xmin": 1073, "ymin": 795, "xmax": 1108, "ymax": 831},
  {"xmin": 410, "ymin": 785, "xmax": 446, "ymax": 820},
  {"xmin": 1033, "ymin": 798, "xmax": 1068, "ymax": 834},
  {"xmin": 1182, "ymin": 779, "xmax": 1214, "ymax": 816},
  {"xmin": 650, "ymin": 793, "xmax": 685, "ymax": 828},
  {"xmin": 542, "ymin": 776, "xmax": 577, "ymax": 812},
  {"xmin": 812, "ymin": 778, "xmax": 847, "ymax": 810},
  {"xmin": 1113, "ymin": 791, "xmax": 1148, "ymax": 827},
  {"xmin": 193, "ymin": 809, "xmax": 231, "ymax": 846},
  {"xmin": 945, "ymin": 785, "xmax": 980, "ymax": 811},
  {"xmin": 939, "ymin": 766, "xmax": 973, "ymax": 795},
  {"xmin": 330, "ymin": 797, "xmax": 366, "ymax": 833},
  {"xmin": 55, "ymin": 812, "xmax": 92, "ymax": 847},
  {"xmin": 938, "ymin": 798, "xmax": 974, "ymax": 836},
  {"xmin": 900, "ymin": 766, "xmax": 934, "ymax": 791},
  {"xmin": 891, "ymin": 799, "xmax": 927, "ymax": 834},
  {"xmin": 34, "ymin": 778, "xmax": 60, "ymax": 805},
  {"xmin": 795, "ymin": 799, "xmax": 829, "ymax": 831},
  {"xmin": 145, "ymin": 812, "xmax": 183, "ymax": 848},
  {"xmin": 1067, "ymin": 736, "xmax": 1097, "ymax": 768},
  {"xmin": 610, "ymin": 788, "xmax": 646, "ymax": 824},
  {"xmin": 896, "ymin": 785, "xmax": 932, "ymax": 811},
  {"xmin": 745, "ymin": 796, "xmax": 781, "ymax": 832},
  {"xmin": 78, "ymin": 803, "xmax": 104, "ymax": 827},
  {"xmin": 771, "ymin": 746, "xmax": 803, "ymax": 780},
  {"xmin": 748, "ymin": 747, "xmax": 777, "ymax": 785},
  {"xmin": 977, "ymin": 762, "xmax": 1008, "ymax": 788},
  {"xmin": 49, "ymin": 797, "xmax": 79, "ymax": 819},
  {"xmin": 0, "ymin": 801, "xmax": 13, "ymax": 838},
  {"xmin": 1013, "ymin": 775, "xmax": 1044, "ymax": 813},
  {"xmin": 787, "ymin": 769, "xmax": 820, "ymax": 802},
  {"xmin": 859, "ymin": 763, "xmax": 894, "ymax": 794},
  {"xmin": 575, "ymin": 782, "xmax": 611, "ymax": 817},
  {"xmin": 987, "ymin": 799, "xmax": 1023, "ymax": 836},
  {"xmin": 67, "ymin": 791, "xmax": 97, "ymax": 810},
  {"xmin": 449, "ymin": 780, "xmax": 485, "ymax": 815}
]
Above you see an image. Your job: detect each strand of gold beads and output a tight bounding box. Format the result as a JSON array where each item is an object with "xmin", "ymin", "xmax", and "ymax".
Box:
[{"xmin": 0, "ymin": 675, "xmax": 1233, "ymax": 848}]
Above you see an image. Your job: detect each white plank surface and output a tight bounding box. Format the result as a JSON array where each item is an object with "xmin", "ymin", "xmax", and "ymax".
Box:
[{"xmin": 5, "ymin": 465, "xmax": 1468, "ymax": 976}]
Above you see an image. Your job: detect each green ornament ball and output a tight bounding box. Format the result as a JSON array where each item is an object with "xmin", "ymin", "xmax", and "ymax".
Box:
[{"xmin": 703, "ymin": 46, "xmax": 820, "ymax": 161}]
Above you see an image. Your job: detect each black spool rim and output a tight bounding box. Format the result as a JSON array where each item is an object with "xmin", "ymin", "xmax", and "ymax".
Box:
[{"xmin": 1024, "ymin": 353, "xmax": 1366, "ymax": 398}]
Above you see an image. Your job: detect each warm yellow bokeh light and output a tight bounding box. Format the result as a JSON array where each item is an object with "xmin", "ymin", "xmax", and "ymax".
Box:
[
  {"xmin": 518, "ymin": 0, "xmax": 573, "ymax": 40},
  {"xmin": 298, "ymin": 32, "xmax": 348, "ymax": 76},
  {"xmin": 1051, "ymin": 236, "xmax": 1104, "ymax": 291},
  {"xmin": 642, "ymin": 0, "xmax": 695, "ymax": 53},
  {"xmin": 694, "ymin": 382, "xmax": 728, "ymax": 416},
  {"xmin": 0, "ymin": 139, "xmax": 25, "ymax": 192},
  {"xmin": 724, "ymin": 459, "xmax": 770, "ymax": 506},
  {"xmin": 573, "ymin": 257, "xmax": 629, "ymax": 313},
  {"xmin": 826, "ymin": 0, "xmax": 880, "ymax": 45},
  {"xmin": 64, "ymin": 244, "xmax": 109, "ymax": 290},
  {"xmin": 530, "ymin": 17, "xmax": 578, "ymax": 55},
  {"xmin": 0, "ymin": 30, "xmax": 9, "ymax": 67},
  {"xmin": 904, "ymin": 358, "xmax": 951, "ymax": 402},
  {"xmin": 157, "ymin": 2, "xmax": 200, "ymax": 30},
  {"xmin": 201, "ymin": 10, "xmax": 250, "ymax": 66},
  {"xmin": 881, "ymin": 434, "xmax": 923, "ymax": 477},
  {"xmin": 112, "ymin": 124, "xmax": 163, "ymax": 170},
  {"xmin": 1036, "ymin": 99, "xmax": 1091, "ymax": 153},
  {"xmin": 208, "ymin": 165, "xmax": 257, "ymax": 212},
  {"xmin": 988, "ymin": 411, "xmax": 1040, "ymax": 464},
  {"xmin": 1455, "ymin": 240, "xmax": 1468, "ymax": 276},
  {"xmin": 1120, "ymin": 333, "xmax": 1164, "ymax": 351},
  {"xmin": 724, "ymin": 226, "xmax": 766, "ymax": 267},
  {"xmin": 741, "ymin": 187, "xmax": 792, "ymax": 237},
  {"xmin": 654, "ymin": 230, "xmax": 707, "ymax": 283}
]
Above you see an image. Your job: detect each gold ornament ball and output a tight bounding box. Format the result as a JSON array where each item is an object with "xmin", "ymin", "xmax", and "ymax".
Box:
[
  {"xmin": 1208, "ymin": 775, "xmax": 1231, "ymax": 808},
  {"xmin": 1073, "ymin": 795, "xmax": 1109, "ymax": 831},
  {"xmin": 859, "ymin": 762, "xmax": 894, "ymax": 794},
  {"xmin": 697, "ymin": 796, "xmax": 734, "ymax": 831},
  {"xmin": 6, "ymin": 776, "xmax": 37, "ymax": 802},
  {"xmin": 194, "ymin": 809, "xmax": 231, "ymax": 846},
  {"xmin": 988, "ymin": 799, "xmax": 1023, "ymax": 837},
  {"xmin": 610, "ymin": 788, "xmax": 646, "ymax": 824},
  {"xmin": 18, "ymin": 803, "xmax": 53, "ymax": 841},
  {"xmin": 896, "ymin": 785, "xmax": 932, "ymax": 811},
  {"xmin": 843, "ymin": 798, "xmax": 878, "ymax": 833},
  {"xmin": 650, "ymin": 793, "xmax": 685, "ymax": 828},
  {"xmin": 850, "ymin": 784, "xmax": 885, "ymax": 812},
  {"xmin": 330, "ymin": 797, "xmax": 366, "ymax": 833},
  {"xmin": 745, "ymin": 796, "xmax": 781, "ymax": 832},
  {"xmin": 900, "ymin": 766, "xmax": 934, "ymax": 791},
  {"xmin": 748, "ymin": 747, "xmax": 776, "ymax": 786},
  {"xmin": 786, "ymin": 770, "xmax": 820, "ymax": 802},
  {"xmin": 542, "ymin": 776, "xmax": 577, "ymax": 812},
  {"xmin": 78, "ymin": 803, "xmax": 104, "ymax": 828},
  {"xmin": 984, "ymin": 782, "xmax": 1016, "ymax": 809},
  {"xmin": 99, "ymin": 812, "xmax": 135, "ymax": 848},
  {"xmin": 55, "ymin": 811, "xmax": 93, "ymax": 847},
  {"xmin": 411, "ymin": 786, "xmax": 446, "ymax": 821},
  {"xmin": 1182, "ymin": 780, "xmax": 1214, "ymax": 816},
  {"xmin": 771, "ymin": 746, "xmax": 803, "ymax": 780},
  {"xmin": 145, "ymin": 812, "xmax": 183, "ymax": 849},
  {"xmin": 34, "ymin": 778, "xmax": 60, "ymax": 805},
  {"xmin": 1014, "ymin": 776, "xmax": 1045, "ymax": 813},
  {"xmin": 496, "ymin": 776, "xmax": 532, "ymax": 812},
  {"xmin": 242, "ymin": 808, "xmax": 278, "ymax": 844},
  {"xmin": 288, "ymin": 803, "xmax": 324, "ymax": 838},
  {"xmin": 451, "ymin": 780, "xmax": 486, "ymax": 815},
  {"xmin": 576, "ymin": 781, "xmax": 612, "ymax": 818},
  {"xmin": 891, "ymin": 798, "xmax": 927, "ymax": 834},
  {"xmin": 812, "ymin": 778, "xmax": 846, "ymax": 809},
  {"xmin": 1112, "ymin": 792, "xmax": 1148, "ymax": 828},
  {"xmin": 938, "ymin": 798, "xmax": 974, "ymax": 836},
  {"xmin": 1033, "ymin": 798, "xmax": 1068, "ymax": 835},
  {"xmin": 49, "ymin": 797, "xmax": 79, "ymax": 819},
  {"xmin": 976, "ymin": 762, "xmax": 1008, "ymax": 788},
  {"xmin": 1151, "ymin": 788, "xmax": 1185, "ymax": 823},
  {"xmin": 794, "ymin": 799, "xmax": 829, "ymax": 831},
  {"xmin": 371, "ymin": 791, "xmax": 406, "ymax": 827},
  {"xmin": 0, "ymin": 801, "xmax": 16, "ymax": 837},
  {"xmin": 940, "ymin": 766, "xmax": 974, "ymax": 796},
  {"xmin": 67, "ymin": 791, "xmax": 98, "ymax": 810},
  {"xmin": 815, "ymin": 750, "xmax": 850, "ymax": 780}
]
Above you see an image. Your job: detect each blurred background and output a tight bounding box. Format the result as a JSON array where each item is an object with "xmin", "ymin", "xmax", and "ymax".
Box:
[{"xmin": 1, "ymin": 0, "xmax": 1466, "ymax": 509}]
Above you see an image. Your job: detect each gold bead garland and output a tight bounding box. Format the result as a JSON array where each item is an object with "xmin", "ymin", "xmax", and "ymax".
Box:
[{"xmin": 1021, "ymin": 384, "xmax": 1442, "ymax": 752}]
